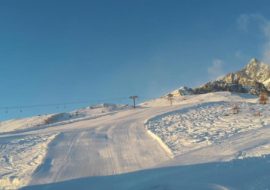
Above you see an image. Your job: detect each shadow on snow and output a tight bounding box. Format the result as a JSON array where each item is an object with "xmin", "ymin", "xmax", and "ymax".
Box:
[{"xmin": 21, "ymin": 155, "xmax": 270, "ymax": 190}]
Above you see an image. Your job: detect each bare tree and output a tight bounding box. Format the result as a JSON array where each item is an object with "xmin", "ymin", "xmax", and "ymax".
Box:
[
  {"xmin": 167, "ymin": 93, "xmax": 174, "ymax": 106},
  {"xmin": 259, "ymin": 91, "xmax": 268, "ymax": 104},
  {"xmin": 129, "ymin": 96, "xmax": 138, "ymax": 108}
]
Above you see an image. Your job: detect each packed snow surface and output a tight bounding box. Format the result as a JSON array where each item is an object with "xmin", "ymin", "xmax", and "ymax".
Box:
[{"xmin": 1, "ymin": 93, "xmax": 270, "ymax": 190}]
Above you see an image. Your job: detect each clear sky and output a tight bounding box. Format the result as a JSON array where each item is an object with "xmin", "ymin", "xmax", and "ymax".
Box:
[{"xmin": 1, "ymin": 0, "xmax": 270, "ymax": 120}]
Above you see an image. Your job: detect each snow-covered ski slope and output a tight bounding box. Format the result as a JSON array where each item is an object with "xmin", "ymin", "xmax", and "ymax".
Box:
[{"xmin": 1, "ymin": 92, "xmax": 270, "ymax": 190}]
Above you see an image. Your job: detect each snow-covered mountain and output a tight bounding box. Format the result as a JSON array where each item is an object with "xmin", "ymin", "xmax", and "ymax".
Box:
[
  {"xmin": 243, "ymin": 58, "xmax": 270, "ymax": 89},
  {"xmin": 169, "ymin": 58, "xmax": 270, "ymax": 97},
  {"xmin": 2, "ymin": 92, "xmax": 269, "ymax": 190},
  {"xmin": 218, "ymin": 58, "xmax": 270, "ymax": 92},
  {"xmin": 2, "ymin": 59, "xmax": 270, "ymax": 190},
  {"xmin": 166, "ymin": 86, "xmax": 194, "ymax": 97}
]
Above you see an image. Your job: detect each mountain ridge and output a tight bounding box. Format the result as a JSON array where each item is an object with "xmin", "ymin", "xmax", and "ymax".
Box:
[{"xmin": 169, "ymin": 58, "xmax": 270, "ymax": 96}]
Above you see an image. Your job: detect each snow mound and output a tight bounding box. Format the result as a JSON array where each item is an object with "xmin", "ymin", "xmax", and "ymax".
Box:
[
  {"xmin": 0, "ymin": 115, "xmax": 54, "ymax": 134},
  {"xmin": 44, "ymin": 103, "xmax": 130, "ymax": 125},
  {"xmin": 0, "ymin": 133, "xmax": 58, "ymax": 190},
  {"xmin": 146, "ymin": 101, "xmax": 270, "ymax": 156},
  {"xmin": 74, "ymin": 103, "xmax": 129, "ymax": 117}
]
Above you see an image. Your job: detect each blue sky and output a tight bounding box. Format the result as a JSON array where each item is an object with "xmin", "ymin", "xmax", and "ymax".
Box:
[{"xmin": 1, "ymin": 0, "xmax": 270, "ymax": 120}]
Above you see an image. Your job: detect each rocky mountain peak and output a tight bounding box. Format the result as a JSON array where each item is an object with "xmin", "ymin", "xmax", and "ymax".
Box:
[
  {"xmin": 243, "ymin": 58, "xmax": 270, "ymax": 85},
  {"xmin": 247, "ymin": 57, "xmax": 259, "ymax": 65},
  {"xmin": 169, "ymin": 58, "xmax": 270, "ymax": 96},
  {"xmin": 245, "ymin": 58, "xmax": 266, "ymax": 70}
]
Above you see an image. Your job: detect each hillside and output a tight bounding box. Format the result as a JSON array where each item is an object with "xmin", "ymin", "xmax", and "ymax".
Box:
[{"xmin": 1, "ymin": 92, "xmax": 270, "ymax": 190}]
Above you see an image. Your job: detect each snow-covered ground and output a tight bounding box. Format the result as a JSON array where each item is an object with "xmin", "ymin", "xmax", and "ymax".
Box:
[
  {"xmin": 146, "ymin": 101, "xmax": 270, "ymax": 156},
  {"xmin": 0, "ymin": 133, "xmax": 58, "ymax": 190},
  {"xmin": 1, "ymin": 92, "xmax": 270, "ymax": 190},
  {"xmin": 0, "ymin": 103, "xmax": 130, "ymax": 134},
  {"xmin": 0, "ymin": 103, "xmax": 131, "ymax": 190}
]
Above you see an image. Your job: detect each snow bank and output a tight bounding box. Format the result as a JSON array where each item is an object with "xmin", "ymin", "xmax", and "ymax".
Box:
[
  {"xmin": 0, "ymin": 133, "xmax": 58, "ymax": 190},
  {"xmin": 146, "ymin": 129, "xmax": 173, "ymax": 158},
  {"xmin": 146, "ymin": 101, "xmax": 270, "ymax": 156}
]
